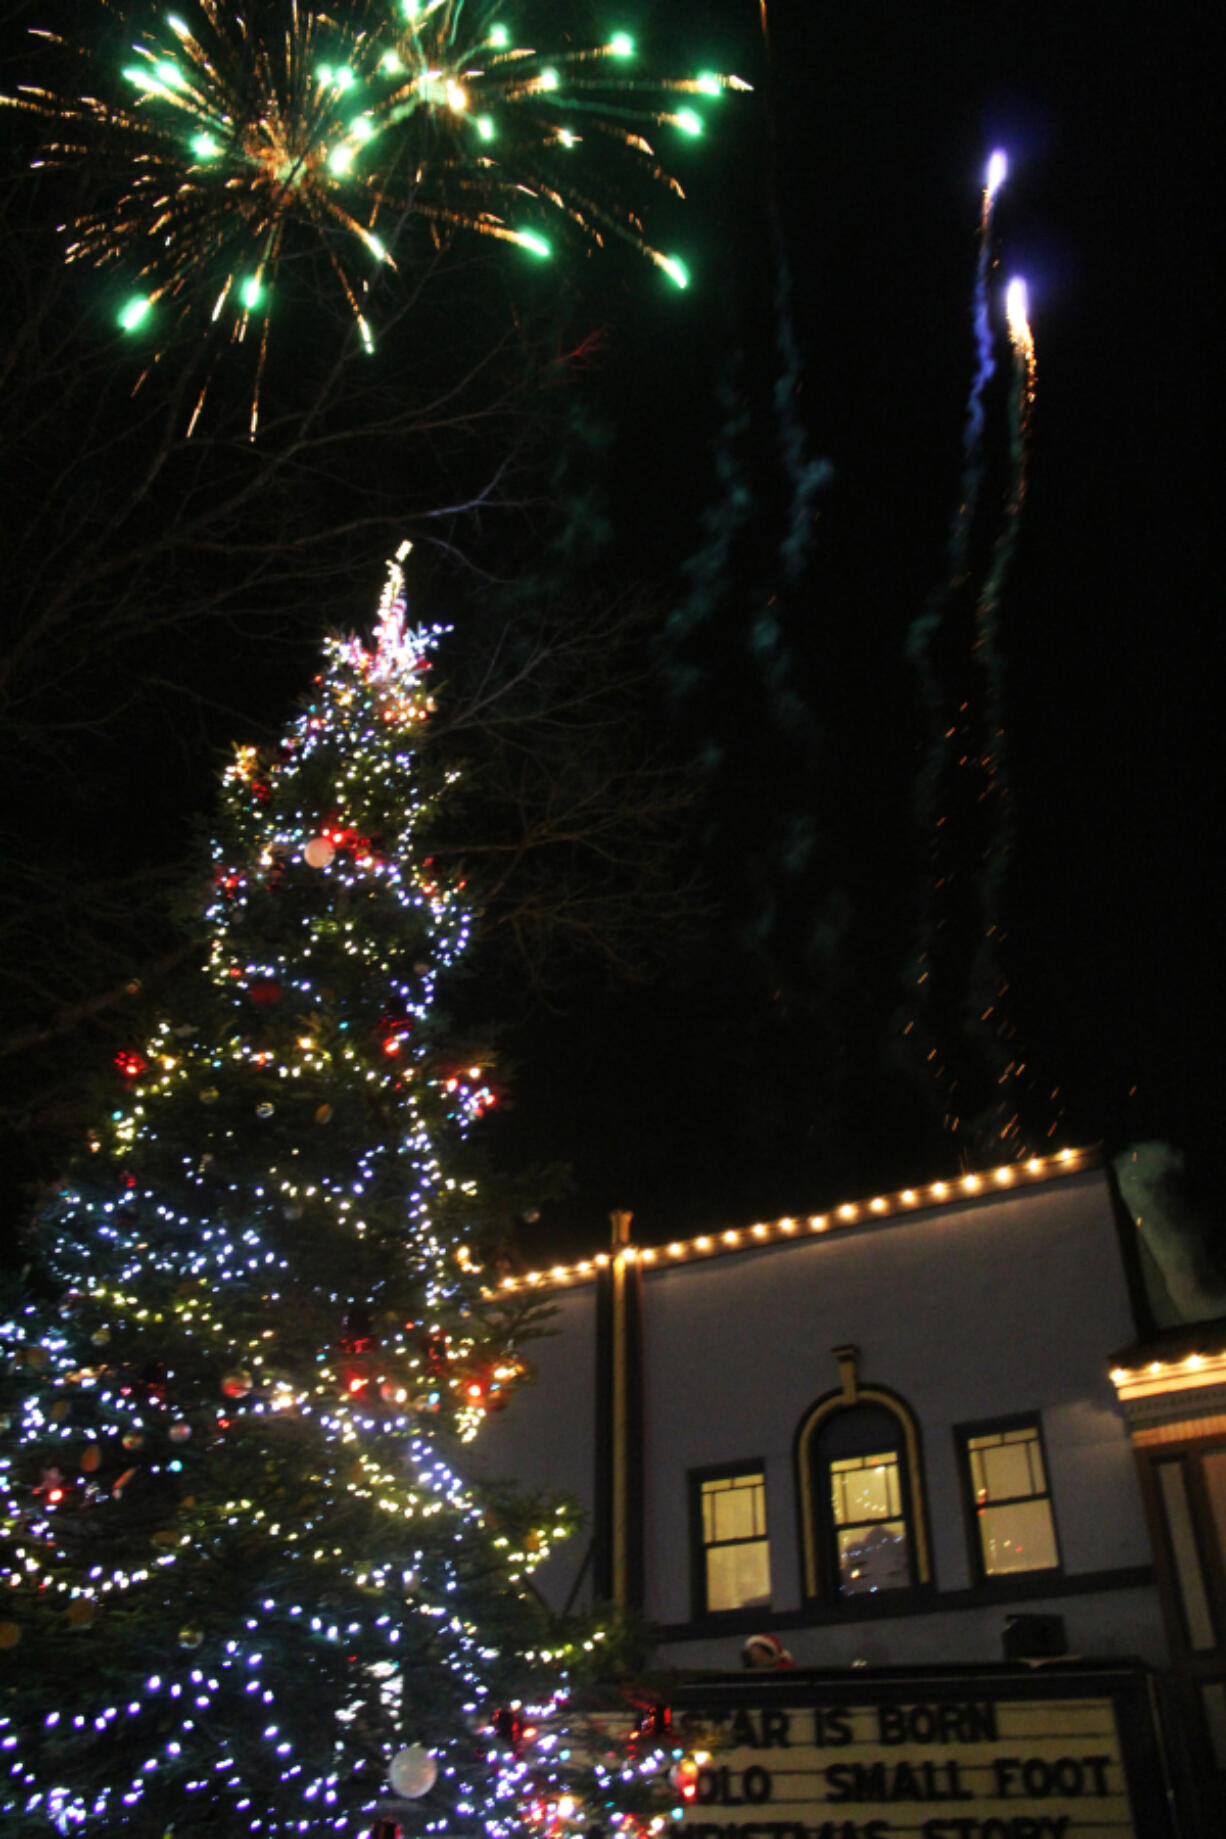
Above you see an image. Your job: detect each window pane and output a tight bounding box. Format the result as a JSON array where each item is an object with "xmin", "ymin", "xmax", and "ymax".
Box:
[
  {"xmin": 708, "ymin": 1480, "xmax": 760, "ymax": 1543},
  {"xmin": 1157, "ymin": 1461, "xmax": 1217, "ymax": 1651},
  {"xmin": 837, "ymin": 1520, "xmax": 909, "ymax": 1594},
  {"xmin": 968, "ymin": 1427, "xmax": 1047, "ymax": 1502},
  {"xmin": 978, "ymin": 1439, "xmax": 1039, "ymax": 1503},
  {"xmin": 978, "ymin": 1497, "xmax": 1059, "ymax": 1574},
  {"xmin": 698, "ymin": 1472, "xmax": 770, "ymax": 1615},
  {"xmin": 707, "ymin": 1536, "xmax": 771, "ymax": 1612},
  {"xmin": 830, "ymin": 1453, "xmax": 897, "ymax": 1526}
]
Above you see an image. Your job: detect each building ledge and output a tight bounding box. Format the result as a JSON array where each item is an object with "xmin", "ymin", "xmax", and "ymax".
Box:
[{"xmin": 656, "ymin": 1563, "xmax": 1156, "ymax": 1641}]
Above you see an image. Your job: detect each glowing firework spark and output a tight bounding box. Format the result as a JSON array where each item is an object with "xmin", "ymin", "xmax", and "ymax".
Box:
[
  {"xmin": 984, "ymin": 147, "xmax": 1007, "ymax": 212},
  {"xmin": 3, "ymin": 0, "xmax": 748, "ymax": 429},
  {"xmin": 1005, "ymin": 276, "xmax": 1034, "ymax": 370}
]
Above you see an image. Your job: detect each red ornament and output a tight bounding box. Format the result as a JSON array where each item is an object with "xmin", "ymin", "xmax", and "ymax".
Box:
[
  {"xmin": 114, "ymin": 1049, "xmax": 147, "ymax": 1079},
  {"xmin": 381, "ymin": 1016, "xmax": 412, "ymax": 1057},
  {"xmin": 248, "ymin": 976, "xmax": 283, "ymax": 1007},
  {"xmin": 423, "ymin": 1333, "xmax": 450, "ymax": 1376},
  {"xmin": 34, "ymin": 1467, "xmax": 67, "ymax": 1505},
  {"xmin": 492, "ymin": 1706, "xmax": 530, "ymax": 1751},
  {"xmin": 339, "ymin": 1307, "xmax": 375, "ymax": 1356}
]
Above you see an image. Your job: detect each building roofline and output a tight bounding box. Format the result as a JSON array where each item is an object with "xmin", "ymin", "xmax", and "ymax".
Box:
[{"xmin": 493, "ymin": 1145, "xmax": 1103, "ymax": 1297}]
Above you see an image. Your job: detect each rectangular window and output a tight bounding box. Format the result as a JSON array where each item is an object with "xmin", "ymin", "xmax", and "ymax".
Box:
[
  {"xmin": 962, "ymin": 1420, "xmax": 1060, "ymax": 1579},
  {"xmin": 693, "ymin": 1467, "xmax": 771, "ymax": 1615},
  {"xmin": 830, "ymin": 1450, "xmax": 910, "ymax": 1594}
]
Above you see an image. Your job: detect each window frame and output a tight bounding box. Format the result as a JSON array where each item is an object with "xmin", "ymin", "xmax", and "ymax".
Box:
[
  {"xmin": 826, "ymin": 1439, "xmax": 914, "ymax": 1599},
  {"xmin": 794, "ymin": 1380, "xmax": 933, "ymax": 1609},
  {"xmin": 954, "ymin": 1411, "xmax": 1063, "ymax": 1589},
  {"xmin": 687, "ymin": 1457, "xmax": 772, "ymax": 1624}
]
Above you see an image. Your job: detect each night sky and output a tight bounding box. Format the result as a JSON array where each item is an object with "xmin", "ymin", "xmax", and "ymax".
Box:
[
  {"xmin": 488, "ymin": 0, "xmax": 1221, "ymax": 1258},
  {"xmin": 1, "ymin": 3, "xmax": 1218, "ymax": 1265}
]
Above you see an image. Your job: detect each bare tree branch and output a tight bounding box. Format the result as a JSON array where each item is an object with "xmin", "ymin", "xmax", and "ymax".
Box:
[{"xmin": 0, "ymin": 137, "xmax": 706, "ymax": 1193}]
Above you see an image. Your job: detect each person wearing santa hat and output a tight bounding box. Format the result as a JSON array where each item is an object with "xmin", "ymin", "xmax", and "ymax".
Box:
[{"xmin": 741, "ymin": 1632, "xmax": 795, "ymax": 1670}]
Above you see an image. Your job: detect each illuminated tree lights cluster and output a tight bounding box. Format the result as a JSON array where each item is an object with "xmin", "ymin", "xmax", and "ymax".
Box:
[
  {"xmin": 0, "ymin": 551, "xmax": 694, "ymax": 1835},
  {"xmin": 3, "ymin": 0, "xmax": 748, "ymax": 424}
]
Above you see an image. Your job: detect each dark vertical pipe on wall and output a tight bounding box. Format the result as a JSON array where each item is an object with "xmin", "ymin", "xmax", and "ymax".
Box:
[{"xmin": 593, "ymin": 1210, "xmax": 645, "ymax": 1609}]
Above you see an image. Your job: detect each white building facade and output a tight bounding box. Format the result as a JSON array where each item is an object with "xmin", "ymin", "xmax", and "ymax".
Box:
[{"xmin": 478, "ymin": 1148, "xmax": 1223, "ymax": 1834}]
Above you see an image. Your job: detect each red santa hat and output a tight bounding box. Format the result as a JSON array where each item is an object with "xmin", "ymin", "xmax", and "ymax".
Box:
[{"xmin": 742, "ymin": 1632, "xmax": 795, "ymax": 1669}]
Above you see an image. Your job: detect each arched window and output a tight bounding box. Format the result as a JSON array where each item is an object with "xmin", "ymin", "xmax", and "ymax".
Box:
[{"xmin": 795, "ymin": 1346, "xmax": 932, "ymax": 1604}]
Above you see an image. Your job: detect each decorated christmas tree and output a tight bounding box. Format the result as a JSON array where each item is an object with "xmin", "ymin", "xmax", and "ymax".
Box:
[{"xmin": 0, "ymin": 552, "xmax": 688, "ymax": 1837}]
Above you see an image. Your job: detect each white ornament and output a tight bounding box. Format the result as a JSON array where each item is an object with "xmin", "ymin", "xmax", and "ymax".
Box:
[
  {"xmin": 304, "ymin": 837, "xmax": 335, "ymax": 869},
  {"xmin": 389, "ymin": 1744, "xmax": 437, "ymax": 1799}
]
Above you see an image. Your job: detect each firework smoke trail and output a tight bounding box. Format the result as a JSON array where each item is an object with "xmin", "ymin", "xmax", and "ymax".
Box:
[
  {"xmin": 901, "ymin": 152, "xmax": 1011, "ymax": 1142},
  {"xmin": 658, "ymin": 0, "xmax": 832, "ymax": 974},
  {"xmin": 905, "ymin": 150, "xmax": 1006, "ymax": 724},
  {"xmin": 754, "ymin": 0, "xmax": 829, "ymax": 588},
  {"xmin": 962, "ymin": 277, "xmax": 1055, "ymax": 1147},
  {"xmin": 773, "ymin": 253, "xmax": 833, "ymax": 587},
  {"xmin": 902, "ymin": 254, "xmax": 1053, "ymax": 1154},
  {"xmin": 974, "ymin": 276, "xmax": 1035, "ymax": 853}
]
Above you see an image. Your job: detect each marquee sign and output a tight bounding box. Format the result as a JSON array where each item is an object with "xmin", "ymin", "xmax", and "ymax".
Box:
[{"xmin": 671, "ymin": 1665, "xmax": 1173, "ymax": 1839}]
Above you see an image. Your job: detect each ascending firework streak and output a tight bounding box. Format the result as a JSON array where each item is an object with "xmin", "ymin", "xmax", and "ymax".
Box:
[
  {"xmin": 903, "ymin": 152, "xmax": 1008, "ymax": 1119},
  {"xmin": 972, "ymin": 276, "xmax": 1035, "ymax": 898},
  {"xmin": 905, "ymin": 149, "xmax": 1006, "ymax": 718},
  {"xmin": 3, "ymin": 0, "xmax": 747, "ymax": 431},
  {"xmin": 962, "ymin": 277, "xmax": 1037, "ymax": 1109},
  {"xmin": 903, "ymin": 157, "xmax": 1054, "ymax": 1157}
]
